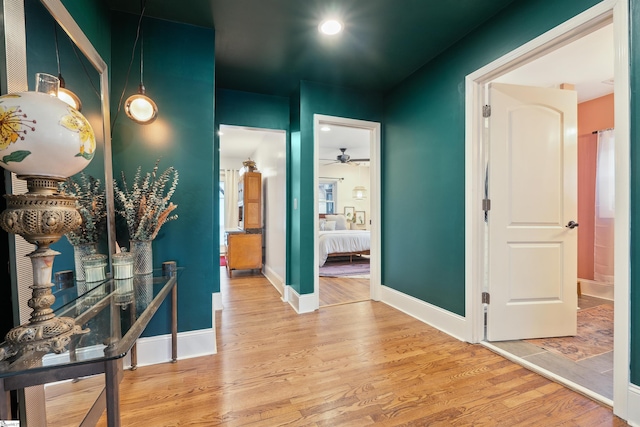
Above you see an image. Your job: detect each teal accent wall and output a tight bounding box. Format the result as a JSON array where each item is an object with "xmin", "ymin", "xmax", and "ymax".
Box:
[
  {"xmin": 383, "ymin": 0, "xmax": 601, "ymax": 317},
  {"xmin": 216, "ymin": 89, "xmax": 289, "ymax": 130},
  {"xmin": 630, "ymin": 0, "xmax": 640, "ymax": 386},
  {"xmin": 110, "ymin": 12, "xmax": 215, "ymax": 336},
  {"xmin": 214, "ymin": 88, "xmax": 290, "ymax": 291},
  {"xmin": 60, "ymin": 0, "xmax": 111, "ymax": 63},
  {"xmin": 293, "ymin": 81, "xmax": 383, "ymax": 294}
]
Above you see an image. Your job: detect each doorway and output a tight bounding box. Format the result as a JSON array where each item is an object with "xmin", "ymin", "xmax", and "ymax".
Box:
[
  {"xmin": 219, "ymin": 125, "xmax": 287, "ymax": 292},
  {"xmin": 313, "ymin": 115, "xmax": 382, "ymax": 308},
  {"xmin": 317, "ymin": 123, "xmax": 372, "ymax": 306},
  {"xmin": 465, "ymin": 0, "xmax": 630, "ymax": 418}
]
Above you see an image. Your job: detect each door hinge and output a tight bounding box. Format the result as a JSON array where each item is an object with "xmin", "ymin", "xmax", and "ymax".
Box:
[
  {"xmin": 482, "ymin": 105, "xmax": 491, "ymax": 118},
  {"xmin": 482, "ymin": 198, "xmax": 491, "ymax": 211},
  {"xmin": 482, "ymin": 292, "xmax": 490, "ymax": 304}
]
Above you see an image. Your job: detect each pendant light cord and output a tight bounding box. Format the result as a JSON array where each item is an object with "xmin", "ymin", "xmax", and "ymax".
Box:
[
  {"xmin": 112, "ymin": 0, "xmax": 147, "ymax": 130},
  {"xmin": 53, "ymin": 23, "xmax": 61, "ymax": 76}
]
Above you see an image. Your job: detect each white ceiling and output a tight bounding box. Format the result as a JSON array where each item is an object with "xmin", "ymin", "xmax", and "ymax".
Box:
[
  {"xmin": 495, "ymin": 24, "xmax": 613, "ymax": 102},
  {"xmin": 318, "ymin": 124, "xmax": 371, "ymax": 166},
  {"xmin": 220, "ymin": 24, "xmax": 613, "ymax": 161}
]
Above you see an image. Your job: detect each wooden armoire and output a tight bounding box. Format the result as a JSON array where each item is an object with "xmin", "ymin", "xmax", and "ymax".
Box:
[{"xmin": 225, "ymin": 171, "xmax": 262, "ymax": 277}]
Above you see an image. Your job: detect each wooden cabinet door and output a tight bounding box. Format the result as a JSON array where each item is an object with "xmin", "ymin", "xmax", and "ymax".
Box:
[{"xmin": 243, "ymin": 172, "xmax": 261, "ymax": 229}]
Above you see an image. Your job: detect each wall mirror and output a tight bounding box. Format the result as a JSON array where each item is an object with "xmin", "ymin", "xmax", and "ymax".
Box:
[
  {"xmin": 0, "ymin": 0, "xmax": 114, "ymax": 421},
  {"xmin": 3, "ymin": 0, "xmax": 115, "ymax": 284}
]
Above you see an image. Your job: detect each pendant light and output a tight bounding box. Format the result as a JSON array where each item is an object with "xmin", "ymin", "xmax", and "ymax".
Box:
[
  {"xmin": 353, "ymin": 165, "xmax": 367, "ymax": 200},
  {"xmin": 124, "ymin": 4, "xmax": 157, "ymax": 125},
  {"xmin": 54, "ymin": 24, "xmax": 82, "ymax": 111}
]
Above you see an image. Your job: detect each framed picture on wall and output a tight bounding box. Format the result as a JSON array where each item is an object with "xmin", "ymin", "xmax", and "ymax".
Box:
[
  {"xmin": 344, "ymin": 206, "xmax": 355, "ymax": 223},
  {"xmin": 355, "ymin": 211, "xmax": 366, "ymax": 226}
]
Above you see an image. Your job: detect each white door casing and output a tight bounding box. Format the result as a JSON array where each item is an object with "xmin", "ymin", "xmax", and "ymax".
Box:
[{"xmin": 487, "ymin": 82, "xmax": 578, "ymax": 341}]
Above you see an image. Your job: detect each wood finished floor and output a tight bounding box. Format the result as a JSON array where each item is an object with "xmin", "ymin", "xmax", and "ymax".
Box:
[
  {"xmin": 319, "ymin": 275, "xmax": 370, "ymax": 307},
  {"xmin": 45, "ymin": 271, "xmax": 624, "ymax": 426},
  {"xmin": 490, "ymin": 295, "xmax": 614, "ymax": 400}
]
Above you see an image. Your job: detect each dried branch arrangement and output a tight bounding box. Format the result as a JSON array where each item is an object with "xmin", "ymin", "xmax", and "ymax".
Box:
[
  {"xmin": 60, "ymin": 173, "xmax": 107, "ymax": 245},
  {"xmin": 114, "ymin": 159, "xmax": 179, "ymax": 241}
]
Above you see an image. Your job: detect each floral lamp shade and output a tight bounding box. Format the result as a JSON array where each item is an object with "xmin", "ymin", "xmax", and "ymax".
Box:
[{"xmin": 0, "ymin": 73, "xmax": 95, "ymax": 179}]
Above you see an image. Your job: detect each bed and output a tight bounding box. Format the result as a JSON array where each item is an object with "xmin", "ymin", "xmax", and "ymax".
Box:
[{"xmin": 319, "ymin": 214, "xmax": 370, "ymax": 267}]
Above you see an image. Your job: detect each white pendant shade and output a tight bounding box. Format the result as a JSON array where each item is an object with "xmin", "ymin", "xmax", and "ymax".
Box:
[{"xmin": 353, "ymin": 185, "xmax": 367, "ymax": 200}]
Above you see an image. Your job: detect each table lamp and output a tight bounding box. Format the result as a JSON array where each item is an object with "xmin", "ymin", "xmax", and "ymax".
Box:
[{"xmin": 0, "ymin": 73, "xmax": 95, "ymax": 362}]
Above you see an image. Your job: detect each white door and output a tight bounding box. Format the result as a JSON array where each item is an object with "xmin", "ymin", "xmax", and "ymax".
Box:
[{"xmin": 487, "ymin": 82, "xmax": 578, "ymax": 341}]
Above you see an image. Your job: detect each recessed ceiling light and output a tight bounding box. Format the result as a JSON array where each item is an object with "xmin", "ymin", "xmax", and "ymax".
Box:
[
  {"xmin": 320, "ymin": 125, "xmax": 331, "ymax": 132},
  {"xmin": 319, "ymin": 19, "xmax": 343, "ymax": 36}
]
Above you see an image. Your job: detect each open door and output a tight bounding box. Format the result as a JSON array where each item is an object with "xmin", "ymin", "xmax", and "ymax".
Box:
[{"xmin": 487, "ymin": 82, "xmax": 578, "ymax": 341}]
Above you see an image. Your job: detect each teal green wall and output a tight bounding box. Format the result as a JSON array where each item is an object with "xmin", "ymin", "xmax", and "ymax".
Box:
[
  {"xmin": 214, "ymin": 88, "xmax": 290, "ymax": 292},
  {"xmin": 61, "ymin": 0, "xmax": 111, "ymax": 64},
  {"xmin": 630, "ymin": 0, "xmax": 640, "ymax": 386},
  {"xmin": 110, "ymin": 12, "xmax": 215, "ymax": 336},
  {"xmin": 383, "ymin": 0, "xmax": 601, "ymax": 317},
  {"xmin": 293, "ymin": 81, "xmax": 383, "ymax": 294}
]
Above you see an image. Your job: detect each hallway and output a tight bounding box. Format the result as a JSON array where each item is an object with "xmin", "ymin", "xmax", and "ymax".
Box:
[{"xmin": 46, "ymin": 269, "xmax": 624, "ymax": 425}]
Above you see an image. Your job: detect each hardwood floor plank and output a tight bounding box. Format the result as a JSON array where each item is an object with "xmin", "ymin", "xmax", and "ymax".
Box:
[{"xmin": 44, "ymin": 271, "xmax": 623, "ymax": 426}]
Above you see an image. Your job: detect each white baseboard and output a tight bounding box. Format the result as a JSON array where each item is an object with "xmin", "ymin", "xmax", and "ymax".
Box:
[
  {"xmin": 286, "ymin": 285, "xmax": 317, "ymax": 314},
  {"xmin": 132, "ymin": 328, "xmax": 216, "ymax": 367},
  {"xmin": 213, "ymin": 291, "xmax": 223, "ymax": 311},
  {"xmin": 578, "ymin": 278, "xmax": 614, "ymax": 301},
  {"xmin": 628, "ymin": 384, "xmax": 640, "ymax": 426},
  {"xmin": 381, "ymin": 285, "xmax": 467, "ymax": 341},
  {"xmin": 264, "ymin": 264, "xmax": 285, "ymax": 296}
]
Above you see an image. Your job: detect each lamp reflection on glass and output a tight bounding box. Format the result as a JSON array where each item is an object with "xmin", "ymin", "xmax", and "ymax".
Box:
[
  {"xmin": 54, "ymin": 25, "xmax": 82, "ymax": 111},
  {"xmin": 57, "ymin": 74, "xmax": 82, "ymax": 111},
  {"xmin": 0, "ymin": 73, "xmax": 95, "ymax": 364}
]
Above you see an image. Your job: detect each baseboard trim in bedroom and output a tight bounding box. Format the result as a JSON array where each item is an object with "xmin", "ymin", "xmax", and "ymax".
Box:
[
  {"xmin": 381, "ymin": 285, "xmax": 466, "ymax": 341},
  {"xmin": 628, "ymin": 384, "xmax": 640, "ymax": 426}
]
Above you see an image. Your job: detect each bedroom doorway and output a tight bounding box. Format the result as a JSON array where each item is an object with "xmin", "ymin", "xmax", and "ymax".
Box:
[{"xmin": 313, "ymin": 115, "xmax": 381, "ymax": 308}]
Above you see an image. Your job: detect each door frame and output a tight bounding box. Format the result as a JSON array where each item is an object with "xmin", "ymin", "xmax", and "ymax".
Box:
[
  {"xmin": 313, "ymin": 114, "xmax": 382, "ymax": 305},
  {"xmin": 464, "ymin": 0, "xmax": 629, "ymax": 418}
]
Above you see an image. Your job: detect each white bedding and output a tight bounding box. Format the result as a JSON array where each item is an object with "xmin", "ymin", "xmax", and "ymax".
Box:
[{"xmin": 319, "ymin": 230, "xmax": 370, "ymax": 267}]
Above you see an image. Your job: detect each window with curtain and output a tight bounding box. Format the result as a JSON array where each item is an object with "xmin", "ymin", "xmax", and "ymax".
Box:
[{"xmin": 319, "ymin": 181, "xmax": 337, "ymax": 214}]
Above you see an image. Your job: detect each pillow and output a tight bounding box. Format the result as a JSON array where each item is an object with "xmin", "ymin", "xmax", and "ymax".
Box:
[
  {"xmin": 324, "ymin": 220, "xmax": 336, "ymax": 231},
  {"xmin": 324, "ymin": 214, "xmax": 348, "ymax": 230},
  {"xmin": 319, "ymin": 219, "xmax": 326, "ymax": 231}
]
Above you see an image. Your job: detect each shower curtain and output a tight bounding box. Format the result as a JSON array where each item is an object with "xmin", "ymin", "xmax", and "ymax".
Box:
[{"xmin": 593, "ymin": 129, "xmax": 615, "ymax": 284}]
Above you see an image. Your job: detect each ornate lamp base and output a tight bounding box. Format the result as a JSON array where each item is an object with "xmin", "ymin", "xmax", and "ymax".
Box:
[{"xmin": 0, "ymin": 177, "xmax": 89, "ymax": 364}]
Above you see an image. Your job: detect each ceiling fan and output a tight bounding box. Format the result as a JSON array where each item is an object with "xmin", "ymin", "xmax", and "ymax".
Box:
[{"xmin": 322, "ymin": 148, "xmax": 369, "ymax": 165}]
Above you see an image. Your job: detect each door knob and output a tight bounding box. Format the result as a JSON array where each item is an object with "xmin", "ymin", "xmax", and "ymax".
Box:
[{"xmin": 566, "ymin": 220, "xmax": 579, "ymax": 229}]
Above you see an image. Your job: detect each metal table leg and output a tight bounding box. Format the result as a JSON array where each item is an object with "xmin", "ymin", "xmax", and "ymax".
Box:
[{"xmin": 104, "ymin": 359, "xmax": 121, "ymax": 427}]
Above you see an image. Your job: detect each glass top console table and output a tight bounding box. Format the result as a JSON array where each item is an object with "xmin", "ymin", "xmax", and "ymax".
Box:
[{"xmin": 0, "ymin": 262, "xmax": 182, "ymax": 427}]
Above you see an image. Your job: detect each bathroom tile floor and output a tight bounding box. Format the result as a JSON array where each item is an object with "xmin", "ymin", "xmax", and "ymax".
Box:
[{"xmin": 489, "ymin": 295, "xmax": 613, "ymax": 400}]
